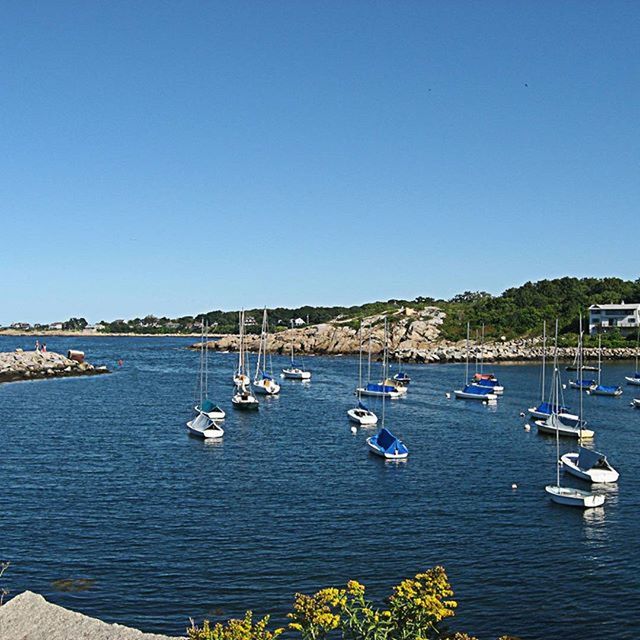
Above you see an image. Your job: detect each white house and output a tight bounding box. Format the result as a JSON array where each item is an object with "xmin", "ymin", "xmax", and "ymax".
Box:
[
  {"xmin": 293, "ymin": 317, "xmax": 306, "ymax": 327},
  {"xmin": 589, "ymin": 303, "xmax": 640, "ymax": 336},
  {"xmin": 48, "ymin": 322, "xmax": 64, "ymax": 331}
]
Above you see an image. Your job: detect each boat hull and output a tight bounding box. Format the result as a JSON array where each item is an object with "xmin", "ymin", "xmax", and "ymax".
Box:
[
  {"xmin": 282, "ymin": 369, "xmax": 311, "ymax": 380},
  {"xmin": 366, "ymin": 437, "xmax": 408, "ymax": 460},
  {"xmin": 589, "ymin": 387, "xmax": 623, "ymax": 397},
  {"xmin": 186, "ymin": 421, "xmax": 224, "ymax": 439},
  {"xmin": 535, "ymin": 419, "xmax": 594, "ymax": 439},
  {"xmin": 545, "ymin": 485, "xmax": 605, "ymax": 508},
  {"xmin": 625, "ymin": 377, "xmax": 640, "ymax": 386},
  {"xmin": 253, "ymin": 380, "xmax": 281, "ymax": 395},
  {"xmin": 357, "ymin": 387, "xmax": 401, "ymax": 399},
  {"xmin": 560, "ymin": 453, "xmax": 619, "ymax": 483},
  {"xmin": 347, "ymin": 408, "xmax": 378, "ymax": 426},
  {"xmin": 195, "ymin": 405, "xmax": 226, "ymax": 420},
  {"xmin": 454, "ymin": 390, "xmax": 497, "ymax": 401}
]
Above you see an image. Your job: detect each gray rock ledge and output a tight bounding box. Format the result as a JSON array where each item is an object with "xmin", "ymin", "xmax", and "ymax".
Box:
[
  {"xmin": 0, "ymin": 591, "xmax": 182, "ymax": 639},
  {"xmin": 0, "ymin": 351, "xmax": 110, "ymax": 384}
]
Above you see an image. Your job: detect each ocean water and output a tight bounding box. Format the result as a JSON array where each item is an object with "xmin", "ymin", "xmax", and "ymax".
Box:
[{"xmin": 1, "ymin": 335, "xmax": 639, "ymax": 639}]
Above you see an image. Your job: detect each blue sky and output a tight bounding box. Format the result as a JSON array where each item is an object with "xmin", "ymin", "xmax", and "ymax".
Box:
[{"xmin": 2, "ymin": 1, "xmax": 638, "ymax": 324}]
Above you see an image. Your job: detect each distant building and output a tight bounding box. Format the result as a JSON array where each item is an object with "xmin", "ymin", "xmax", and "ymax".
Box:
[
  {"xmin": 164, "ymin": 322, "xmax": 180, "ymax": 330},
  {"xmin": 10, "ymin": 322, "xmax": 31, "ymax": 330},
  {"xmin": 48, "ymin": 322, "xmax": 64, "ymax": 330},
  {"xmin": 244, "ymin": 316, "xmax": 257, "ymax": 326},
  {"xmin": 589, "ymin": 303, "xmax": 640, "ymax": 336},
  {"xmin": 293, "ymin": 317, "xmax": 306, "ymax": 326}
]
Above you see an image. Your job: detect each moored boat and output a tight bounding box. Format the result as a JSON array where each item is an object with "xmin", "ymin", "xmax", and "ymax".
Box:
[
  {"xmin": 560, "ymin": 447, "xmax": 619, "ymax": 483},
  {"xmin": 366, "ymin": 427, "xmax": 409, "ymax": 460},
  {"xmin": 186, "ymin": 412, "xmax": 224, "ymax": 439}
]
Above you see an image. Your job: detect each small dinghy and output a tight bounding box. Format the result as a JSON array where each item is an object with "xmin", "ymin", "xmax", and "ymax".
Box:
[
  {"xmin": 186, "ymin": 412, "xmax": 224, "ymax": 439},
  {"xmin": 545, "ymin": 485, "xmax": 605, "ymax": 508},
  {"xmin": 196, "ymin": 398, "xmax": 226, "ymax": 420},
  {"xmin": 454, "ymin": 384, "xmax": 497, "ymax": 402},
  {"xmin": 560, "ymin": 447, "xmax": 619, "ymax": 483},
  {"xmin": 366, "ymin": 427, "xmax": 409, "ymax": 460},
  {"xmin": 347, "ymin": 401, "xmax": 378, "ymax": 426}
]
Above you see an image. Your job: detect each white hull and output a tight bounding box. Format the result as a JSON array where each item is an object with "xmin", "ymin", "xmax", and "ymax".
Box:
[
  {"xmin": 234, "ymin": 374, "xmax": 250, "ymax": 387},
  {"xmin": 454, "ymin": 389, "xmax": 497, "ymax": 401},
  {"xmin": 589, "ymin": 387, "xmax": 623, "ymax": 397},
  {"xmin": 545, "ymin": 485, "xmax": 605, "ymax": 508},
  {"xmin": 186, "ymin": 419, "xmax": 224, "ymax": 439},
  {"xmin": 560, "ymin": 452, "xmax": 619, "ymax": 483},
  {"xmin": 527, "ymin": 407, "xmax": 581, "ymax": 424},
  {"xmin": 471, "ymin": 384, "xmax": 504, "ymax": 395},
  {"xmin": 366, "ymin": 437, "xmax": 408, "ymax": 460},
  {"xmin": 253, "ymin": 379, "xmax": 281, "ymax": 395},
  {"xmin": 347, "ymin": 408, "xmax": 378, "ymax": 426},
  {"xmin": 625, "ymin": 376, "xmax": 640, "ymax": 386},
  {"xmin": 568, "ymin": 381, "xmax": 596, "ymax": 391},
  {"xmin": 535, "ymin": 419, "xmax": 594, "ymax": 439},
  {"xmin": 357, "ymin": 387, "xmax": 402, "ymax": 399},
  {"xmin": 282, "ymin": 368, "xmax": 311, "ymax": 380},
  {"xmin": 232, "ymin": 391, "xmax": 259, "ymax": 409},
  {"xmin": 633, "ymin": 398, "xmax": 640, "ymax": 408}
]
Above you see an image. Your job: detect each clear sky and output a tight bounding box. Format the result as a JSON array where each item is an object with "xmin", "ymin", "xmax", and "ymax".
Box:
[{"xmin": 1, "ymin": 1, "xmax": 638, "ymax": 324}]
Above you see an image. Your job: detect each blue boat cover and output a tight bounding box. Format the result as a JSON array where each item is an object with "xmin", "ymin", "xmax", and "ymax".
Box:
[
  {"xmin": 576, "ymin": 379, "xmax": 596, "ymax": 387},
  {"xmin": 594, "ymin": 385, "xmax": 619, "ymax": 394},
  {"xmin": 577, "ymin": 447, "xmax": 606, "ymax": 470},
  {"xmin": 536, "ymin": 401, "xmax": 569, "ymax": 414},
  {"xmin": 463, "ymin": 384, "xmax": 493, "ymax": 395},
  {"xmin": 358, "ymin": 401, "xmax": 370, "ymax": 411},
  {"xmin": 394, "ymin": 372, "xmax": 409, "ymax": 379},
  {"xmin": 475, "ymin": 378, "xmax": 500, "ymax": 388},
  {"xmin": 262, "ymin": 374, "xmax": 273, "ymax": 381},
  {"xmin": 374, "ymin": 427, "xmax": 409, "ymax": 455},
  {"xmin": 365, "ymin": 382, "xmax": 396, "ymax": 393},
  {"xmin": 201, "ymin": 399, "xmax": 215, "ymax": 412}
]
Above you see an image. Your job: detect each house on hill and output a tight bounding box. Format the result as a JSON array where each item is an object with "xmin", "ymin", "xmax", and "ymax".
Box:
[{"xmin": 589, "ymin": 302, "xmax": 640, "ymax": 336}]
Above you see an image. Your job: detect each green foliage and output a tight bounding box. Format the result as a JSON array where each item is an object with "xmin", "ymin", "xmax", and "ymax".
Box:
[
  {"xmin": 62, "ymin": 317, "xmax": 88, "ymax": 330},
  {"xmin": 188, "ymin": 567, "xmax": 510, "ymax": 640}
]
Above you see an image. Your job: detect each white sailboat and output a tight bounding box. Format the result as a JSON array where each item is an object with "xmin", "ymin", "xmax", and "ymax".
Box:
[
  {"xmin": 589, "ymin": 335, "xmax": 623, "ymax": 396},
  {"xmin": 366, "ymin": 319, "xmax": 409, "ymax": 460},
  {"xmin": 454, "ymin": 322, "xmax": 497, "ymax": 402},
  {"xmin": 625, "ymin": 330, "xmax": 640, "ymax": 386},
  {"xmin": 536, "ymin": 319, "xmax": 594, "ymax": 439},
  {"xmin": 253, "ymin": 308, "xmax": 280, "ymax": 395},
  {"xmin": 469, "ymin": 324, "xmax": 504, "ymax": 394},
  {"xmin": 194, "ymin": 321, "xmax": 225, "ymax": 420},
  {"xmin": 232, "ymin": 310, "xmax": 259, "ymax": 410},
  {"xmin": 545, "ymin": 320, "xmax": 605, "ymax": 508},
  {"xmin": 282, "ymin": 319, "xmax": 312, "ymax": 380},
  {"xmin": 347, "ymin": 322, "xmax": 378, "ymax": 426},
  {"xmin": 357, "ymin": 321, "xmax": 404, "ymax": 399},
  {"xmin": 561, "ymin": 447, "xmax": 619, "ymax": 483}
]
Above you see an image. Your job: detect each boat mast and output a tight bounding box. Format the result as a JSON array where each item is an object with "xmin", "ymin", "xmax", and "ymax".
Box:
[
  {"xmin": 367, "ymin": 322, "xmax": 372, "ymax": 383},
  {"xmin": 598, "ymin": 333, "xmax": 602, "ymax": 386},
  {"xmin": 199, "ymin": 320, "xmax": 204, "ymax": 407},
  {"xmin": 579, "ymin": 315, "xmax": 584, "ymax": 440},
  {"xmin": 381, "ymin": 318, "xmax": 387, "ymax": 427},
  {"xmin": 480, "ymin": 323, "xmax": 485, "ymax": 374},
  {"xmin": 553, "ymin": 318, "xmax": 560, "ymax": 488},
  {"xmin": 358, "ymin": 321, "xmax": 363, "ymax": 400},
  {"xmin": 541, "ymin": 320, "xmax": 547, "ymax": 404},
  {"xmin": 464, "ymin": 321, "xmax": 470, "ymax": 385},
  {"xmin": 290, "ymin": 319, "xmax": 294, "ymax": 365},
  {"xmin": 204, "ymin": 320, "xmax": 209, "ymax": 401}
]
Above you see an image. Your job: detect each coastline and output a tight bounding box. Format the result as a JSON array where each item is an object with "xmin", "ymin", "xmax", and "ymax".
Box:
[{"xmin": 0, "ymin": 350, "xmax": 110, "ymax": 384}]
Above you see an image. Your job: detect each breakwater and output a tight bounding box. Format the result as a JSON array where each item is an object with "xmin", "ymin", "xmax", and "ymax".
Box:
[{"xmin": 0, "ymin": 350, "xmax": 109, "ymax": 384}]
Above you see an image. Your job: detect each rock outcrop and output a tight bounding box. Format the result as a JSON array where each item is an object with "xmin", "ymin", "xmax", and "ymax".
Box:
[
  {"xmin": 0, "ymin": 351, "xmax": 109, "ymax": 384},
  {"xmin": 0, "ymin": 591, "xmax": 181, "ymax": 639},
  {"xmin": 190, "ymin": 305, "xmax": 639, "ymax": 364}
]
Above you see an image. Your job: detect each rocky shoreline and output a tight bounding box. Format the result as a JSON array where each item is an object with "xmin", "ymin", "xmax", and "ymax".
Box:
[
  {"xmin": 187, "ymin": 306, "xmax": 638, "ymax": 364},
  {"xmin": 0, "ymin": 350, "xmax": 110, "ymax": 384},
  {"xmin": 0, "ymin": 591, "xmax": 181, "ymax": 639}
]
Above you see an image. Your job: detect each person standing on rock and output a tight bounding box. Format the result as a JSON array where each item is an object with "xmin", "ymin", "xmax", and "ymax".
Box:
[
  {"xmin": 35, "ymin": 340, "xmax": 40, "ymax": 352},
  {"xmin": 42, "ymin": 343, "xmax": 47, "ymax": 353}
]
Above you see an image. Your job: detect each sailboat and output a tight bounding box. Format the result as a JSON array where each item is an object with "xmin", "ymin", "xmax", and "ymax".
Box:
[
  {"xmin": 194, "ymin": 321, "xmax": 225, "ymax": 420},
  {"xmin": 233, "ymin": 310, "xmax": 251, "ymax": 387},
  {"xmin": 589, "ymin": 335, "xmax": 623, "ymax": 396},
  {"xmin": 625, "ymin": 329, "xmax": 640, "ymax": 386},
  {"xmin": 561, "ymin": 447, "xmax": 619, "ymax": 483},
  {"xmin": 454, "ymin": 322, "xmax": 498, "ymax": 401},
  {"xmin": 529, "ymin": 321, "xmax": 576, "ymax": 421},
  {"xmin": 357, "ymin": 321, "xmax": 404, "ymax": 398},
  {"xmin": 568, "ymin": 329, "xmax": 597, "ymax": 391},
  {"xmin": 469, "ymin": 324, "xmax": 504, "ymax": 394},
  {"xmin": 187, "ymin": 321, "xmax": 224, "ymax": 439},
  {"xmin": 392, "ymin": 354, "xmax": 411, "ymax": 386},
  {"xmin": 253, "ymin": 309, "xmax": 281, "ymax": 395},
  {"xmin": 232, "ymin": 310, "xmax": 259, "ymax": 410},
  {"xmin": 545, "ymin": 320, "xmax": 605, "ymax": 508},
  {"xmin": 347, "ymin": 322, "xmax": 378, "ymax": 426},
  {"xmin": 366, "ymin": 319, "xmax": 409, "ymax": 460},
  {"xmin": 282, "ymin": 319, "xmax": 312, "ymax": 380},
  {"xmin": 536, "ymin": 318, "xmax": 594, "ymax": 438}
]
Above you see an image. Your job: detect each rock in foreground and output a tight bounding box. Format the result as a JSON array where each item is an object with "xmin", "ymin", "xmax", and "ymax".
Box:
[
  {"xmin": 0, "ymin": 591, "xmax": 181, "ymax": 639},
  {"xmin": 0, "ymin": 350, "xmax": 109, "ymax": 384}
]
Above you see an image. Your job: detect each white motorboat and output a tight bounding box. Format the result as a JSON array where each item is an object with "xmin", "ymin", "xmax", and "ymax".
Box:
[
  {"xmin": 545, "ymin": 485, "xmax": 605, "ymax": 508},
  {"xmin": 560, "ymin": 448, "xmax": 619, "ymax": 483},
  {"xmin": 253, "ymin": 308, "xmax": 280, "ymax": 395},
  {"xmin": 186, "ymin": 412, "xmax": 224, "ymax": 439}
]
